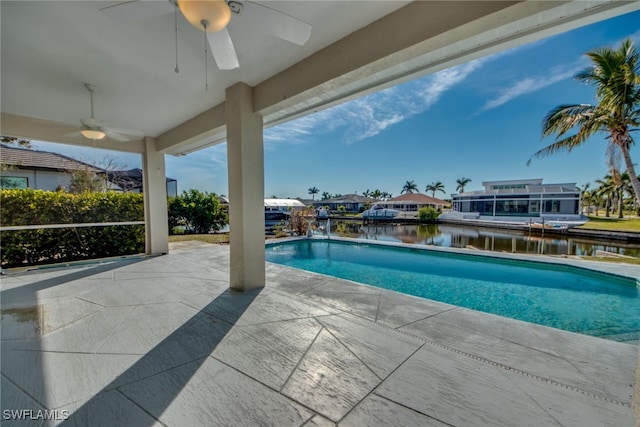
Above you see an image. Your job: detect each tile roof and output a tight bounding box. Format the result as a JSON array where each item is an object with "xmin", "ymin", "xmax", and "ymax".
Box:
[
  {"xmin": 320, "ymin": 194, "xmax": 374, "ymax": 204},
  {"xmin": 387, "ymin": 192, "xmax": 447, "ymax": 205},
  {"xmin": 1, "ymin": 145, "xmax": 100, "ymax": 172}
]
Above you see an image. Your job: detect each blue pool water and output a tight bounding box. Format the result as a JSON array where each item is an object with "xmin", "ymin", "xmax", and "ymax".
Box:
[{"xmin": 265, "ymin": 240, "xmax": 640, "ymax": 342}]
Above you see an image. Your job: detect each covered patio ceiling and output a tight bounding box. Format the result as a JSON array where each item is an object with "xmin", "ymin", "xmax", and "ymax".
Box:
[{"xmin": 2, "ymin": 1, "xmax": 638, "ymax": 156}]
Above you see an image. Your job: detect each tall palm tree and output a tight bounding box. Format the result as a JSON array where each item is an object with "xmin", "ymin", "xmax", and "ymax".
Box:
[
  {"xmin": 425, "ymin": 181, "xmax": 445, "ymax": 198},
  {"xmin": 321, "ymin": 191, "xmax": 331, "ymax": 200},
  {"xmin": 371, "ymin": 189, "xmax": 383, "ymax": 200},
  {"xmin": 401, "ymin": 180, "xmax": 418, "ymax": 194},
  {"xmin": 308, "ymin": 186, "xmax": 319, "ymax": 200},
  {"xmin": 456, "ymin": 177, "xmax": 472, "ymax": 193},
  {"xmin": 531, "ymin": 39, "xmax": 640, "ymax": 203}
]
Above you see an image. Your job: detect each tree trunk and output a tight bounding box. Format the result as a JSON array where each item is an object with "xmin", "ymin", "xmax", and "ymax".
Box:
[
  {"xmin": 618, "ymin": 190, "xmax": 624, "ymax": 218},
  {"xmin": 621, "ymin": 145, "xmax": 640, "ymax": 205}
]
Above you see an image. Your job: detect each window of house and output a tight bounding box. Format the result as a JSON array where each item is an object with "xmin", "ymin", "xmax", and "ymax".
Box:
[
  {"xmin": 0, "ymin": 176, "xmax": 28, "ymax": 189},
  {"xmin": 543, "ymin": 200, "xmax": 561, "ymax": 213}
]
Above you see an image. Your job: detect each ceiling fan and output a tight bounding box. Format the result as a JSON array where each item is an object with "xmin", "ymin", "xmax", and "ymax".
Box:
[
  {"xmin": 71, "ymin": 83, "xmax": 143, "ymax": 142},
  {"xmin": 101, "ymin": 0, "xmax": 312, "ymax": 71}
]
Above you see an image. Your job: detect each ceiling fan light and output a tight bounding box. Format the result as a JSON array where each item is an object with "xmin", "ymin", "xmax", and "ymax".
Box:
[
  {"xmin": 81, "ymin": 129, "xmax": 106, "ymax": 140},
  {"xmin": 178, "ymin": 0, "xmax": 231, "ymax": 32}
]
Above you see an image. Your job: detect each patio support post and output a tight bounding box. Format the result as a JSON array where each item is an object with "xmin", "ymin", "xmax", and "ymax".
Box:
[
  {"xmin": 142, "ymin": 136, "xmax": 169, "ymax": 255},
  {"xmin": 226, "ymin": 82, "xmax": 265, "ymax": 291}
]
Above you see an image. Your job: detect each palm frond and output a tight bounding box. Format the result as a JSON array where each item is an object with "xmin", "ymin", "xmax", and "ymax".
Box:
[
  {"xmin": 541, "ymin": 104, "xmax": 599, "ymax": 138},
  {"xmin": 527, "ymin": 134, "xmax": 584, "ymax": 166}
]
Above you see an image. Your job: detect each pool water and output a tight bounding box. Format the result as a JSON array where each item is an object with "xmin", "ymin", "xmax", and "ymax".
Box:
[{"xmin": 265, "ymin": 240, "xmax": 640, "ymax": 343}]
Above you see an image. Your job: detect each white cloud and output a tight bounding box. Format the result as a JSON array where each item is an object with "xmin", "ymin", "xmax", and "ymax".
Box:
[
  {"xmin": 417, "ymin": 60, "xmax": 486, "ymax": 108},
  {"xmin": 263, "ymin": 58, "xmax": 487, "ymax": 146},
  {"xmin": 479, "ymin": 62, "xmax": 584, "ymax": 112},
  {"xmin": 264, "ymin": 109, "xmax": 343, "ymax": 148}
]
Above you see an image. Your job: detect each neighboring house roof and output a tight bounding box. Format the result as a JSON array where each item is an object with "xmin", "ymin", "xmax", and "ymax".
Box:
[
  {"xmin": 318, "ymin": 194, "xmax": 374, "ymax": 204},
  {"xmin": 264, "ymin": 198, "xmax": 305, "ymax": 208},
  {"xmin": 387, "ymin": 193, "xmax": 447, "ymax": 205},
  {"xmin": 107, "ymin": 168, "xmax": 177, "ymax": 191},
  {"xmin": 1, "ymin": 144, "xmax": 99, "ymax": 172},
  {"xmin": 296, "ymin": 198, "xmax": 314, "ymax": 205}
]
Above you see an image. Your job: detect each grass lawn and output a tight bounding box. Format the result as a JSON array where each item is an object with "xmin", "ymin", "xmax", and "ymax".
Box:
[
  {"xmin": 580, "ymin": 256, "xmax": 640, "ymax": 265},
  {"xmin": 168, "ymin": 233, "xmax": 230, "ymax": 244},
  {"xmin": 578, "ymin": 216, "xmax": 640, "ymax": 232}
]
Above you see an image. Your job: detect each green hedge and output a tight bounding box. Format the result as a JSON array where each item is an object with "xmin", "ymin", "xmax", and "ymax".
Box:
[
  {"xmin": 168, "ymin": 189, "xmax": 228, "ymax": 235},
  {"xmin": 1, "ymin": 189, "xmax": 145, "ymax": 268}
]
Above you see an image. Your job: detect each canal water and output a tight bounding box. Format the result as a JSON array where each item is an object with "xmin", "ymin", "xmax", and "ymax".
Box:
[{"xmin": 315, "ymin": 221, "xmax": 640, "ymax": 258}]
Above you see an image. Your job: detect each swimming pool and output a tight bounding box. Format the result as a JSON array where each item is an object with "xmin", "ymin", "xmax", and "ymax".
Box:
[{"xmin": 265, "ymin": 239, "xmax": 640, "ymax": 343}]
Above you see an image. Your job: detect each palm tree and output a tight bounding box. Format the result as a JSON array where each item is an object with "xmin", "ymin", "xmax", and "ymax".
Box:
[
  {"xmin": 371, "ymin": 189, "xmax": 383, "ymax": 200},
  {"xmin": 614, "ymin": 170, "xmax": 633, "ymax": 218},
  {"xmin": 581, "ymin": 189, "xmax": 594, "ymax": 216},
  {"xmin": 455, "ymin": 177, "xmax": 472, "ymax": 193},
  {"xmin": 401, "ymin": 180, "xmax": 418, "ymax": 194},
  {"xmin": 308, "ymin": 186, "xmax": 319, "ymax": 200},
  {"xmin": 579, "ymin": 183, "xmax": 590, "ymax": 214},
  {"xmin": 596, "ymin": 174, "xmax": 616, "ymax": 218},
  {"xmin": 531, "ymin": 39, "xmax": 640, "ymax": 203},
  {"xmin": 425, "ymin": 181, "xmax": 445, "ymax": 198},
  {"xmin": 321, "ymin": 192, "xmax": 331, "ymax": 200}
]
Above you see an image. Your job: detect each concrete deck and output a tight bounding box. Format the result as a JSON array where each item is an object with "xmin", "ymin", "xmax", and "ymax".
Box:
[{"xmin": 1, "ymin": 242, "xmax": 638, "ymax": 426}]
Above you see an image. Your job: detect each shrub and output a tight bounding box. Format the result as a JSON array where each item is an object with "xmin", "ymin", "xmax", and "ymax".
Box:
[
  {"xmin": 418, "ymin": 207, "xmax": 439, "ymax": 222},
  {"xmin": 167, "ymin": 189, "xmax": 228, "ymax": 235},
  {"xmin": 0, "ymin": 189, "xmax": 144, "ymax": 268},
  {"xmin": 288, "ymin": 206, "xmax": 316, "ymax": 236}
]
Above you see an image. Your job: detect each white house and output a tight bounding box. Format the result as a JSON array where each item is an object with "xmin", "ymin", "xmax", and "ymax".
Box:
[
  {"xmin": 374, "ymin": 193, "xmax": 448, "ymax": 213},
  {"xmin": 441, "ymin": 179, "xmax": 584, "ymax": 223}
]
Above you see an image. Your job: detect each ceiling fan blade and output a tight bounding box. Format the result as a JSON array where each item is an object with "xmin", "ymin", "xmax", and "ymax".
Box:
[
  {"xmin": 63, "ymin": 131, "xmax": 83, "ymax": 139},
  {"xmin": 100, "ymin": 0, "xmax": 174, "ymax": 22},
  {"xmin": 207, "ymin": 28, "xmax": 239, "ymax": 70},
  {"xmin": 105, "ymin": 132, "xmax": 134, "ymax": 142},
  {"xmin": 241, "ymin": 1, "xmax": 311, "ymax": 46},
  {"xmin": 107, "ymin": 128, "xmax": 145, "ymax": 142}
]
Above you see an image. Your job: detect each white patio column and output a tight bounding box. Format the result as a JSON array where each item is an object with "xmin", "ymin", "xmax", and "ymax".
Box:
[
  {"xmin": 226, "ymin": 82, "xmax": 265, "ymax": 291},
  {"xmin": 142, "ymin": 136, "xmax": 169, "ymax": 255}
]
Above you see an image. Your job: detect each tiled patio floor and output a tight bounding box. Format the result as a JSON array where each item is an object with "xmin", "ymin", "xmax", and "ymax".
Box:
[{"xmin": 1, "ymin": 242, "xmax": 638, "ymax": 426}]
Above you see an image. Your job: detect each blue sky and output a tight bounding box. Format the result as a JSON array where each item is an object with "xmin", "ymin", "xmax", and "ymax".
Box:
[{"xmin": 31, "ymin": 10, "xmax": 640, "ymax": 199}]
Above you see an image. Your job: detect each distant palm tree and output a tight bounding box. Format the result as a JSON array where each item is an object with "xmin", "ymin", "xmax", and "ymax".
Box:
[
  {"xmin": 425, "ymin": 181, "xmax": 445, "ymax": 198},
  {"xmin": 381, "ymin": 191, "xmax": 391, "ymax": 200},
  {"xmin": 579, "ymin": 183, "xmax": 590, "ymax": 214},
  {"xmin": 531, "ymin": 39, "xmax": 640, "ymax": 203},
  {"xmin": 581, "ymin": 189, "xmax": 594, "ymax": 216},
  {"xmin": 456, "ymin": 177, "xmax": 472, "ymax": 193},
  {"xmin": 308, "ymin": 186, "xmax": 319, "ymax": 200},
  {"xmin": 613, "ymin": 170, "xmax": 633, "ymax": 218},
  {"xmin": 362, "ymin": 189, "xmax": 371, "ymax": 198},
  {"xmin": 596, "ymin": 174, "xmax": 616, "ymax": 218},
  {"xmin": 321, "ymin": 192, "xmax": 331, "ymax": 200},
  {"xmin": 371, "ymin": 189, "xmax": 383, "ymax": 200},
  {"xmin": 401, "ymin": 180, "xmax": 418, "ymax": 194}
]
